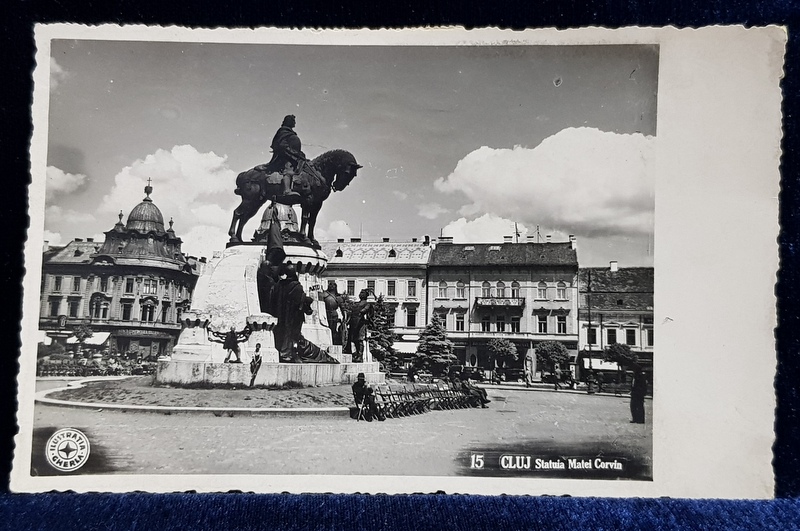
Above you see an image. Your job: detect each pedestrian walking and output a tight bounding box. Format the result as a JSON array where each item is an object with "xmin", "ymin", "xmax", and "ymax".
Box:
[
  {"xmin": 554, "ymin": 366, "xmax": 562, "ymax": 391},
  {"xmin": 630, "ymin": 365, "xmax": 647, "ymax": 424}
]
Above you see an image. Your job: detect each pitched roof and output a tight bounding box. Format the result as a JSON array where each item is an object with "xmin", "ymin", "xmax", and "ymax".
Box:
[
  {"xmin": 320, "ymin": 241, "xmax": 432, "ymax": 265},
  {"xmin": 429, "ymin": 242, "xmax": 577, "ymax": 267},
  {"xmin": 578, "ymin": 267, "xmax": 654, "ymax": 293},
  {"xmin": 44, "ymin": 241, "xmax": 102, "ymax": 264}
]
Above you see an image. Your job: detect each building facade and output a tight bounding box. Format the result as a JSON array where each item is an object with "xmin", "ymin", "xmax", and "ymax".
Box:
[
  {"xmin": 577, "ymin": 264, "xmax": 654, "ymax": 380},
  {"xmin": 320, "ymin": 238, "xmax": 432, "ymax": 346},
  {"xmin": 426, "ymin": 236, "xmax": 580, "ymax": 374},
  {"xmin": 39, "ymin": 184, "xmax": 202, "ymax": 358}
]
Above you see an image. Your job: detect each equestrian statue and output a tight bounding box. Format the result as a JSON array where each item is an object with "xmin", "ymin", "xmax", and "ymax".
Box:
[{"xmin": 228, "ymin": 114, "xmax": 362, "ymax": 248}]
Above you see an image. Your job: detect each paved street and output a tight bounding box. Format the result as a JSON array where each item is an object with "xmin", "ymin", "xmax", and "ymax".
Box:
[{"xmin": 30, "ymin": 386, "xmax": 652, "ymax": 479}]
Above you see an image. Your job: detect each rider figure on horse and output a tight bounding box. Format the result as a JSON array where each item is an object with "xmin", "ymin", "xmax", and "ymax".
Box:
[{"xmin": 259, "ymin": 114, "xmax": 305, "ymax": 204}]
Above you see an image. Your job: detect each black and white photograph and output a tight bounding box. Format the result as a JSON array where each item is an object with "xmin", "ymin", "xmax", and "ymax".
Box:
[{"xmin": 13, "ymin": 25, "xmax": 783, "ymax": 497}]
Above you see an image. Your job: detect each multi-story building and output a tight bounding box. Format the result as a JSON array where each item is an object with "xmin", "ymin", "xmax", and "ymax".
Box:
[
  {"xmin": 577, "ymin": 263, "xmax": 654, "ymax": 379},
  {"xmin": 39, "ymin": 184, "xmax": 202, "ymax": 358},
  {"xmin": 426, "ymin": 236, "xmax": 580, "ymax": 374},
  {"xmin": 320, "ymin": 238, "xmax": 432, "ymax": 353}
]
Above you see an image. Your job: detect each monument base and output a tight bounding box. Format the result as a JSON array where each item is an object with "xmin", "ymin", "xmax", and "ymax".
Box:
[{"xmin": 156, "ymin": 359, "xmax": 384, "ymax": 387}]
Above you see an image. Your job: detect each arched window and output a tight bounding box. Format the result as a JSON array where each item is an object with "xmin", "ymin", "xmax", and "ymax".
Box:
[
  {"xmin": 456, "ymin": 280, "xmax": 466, "ymax": 299},
  {"xmin": 335, "ymin": 249, "xmax": 343, "ymax": 257},
  {"xmin": 556, "ymin": 281, "xmax": 567, "ymax": 300},
  {"xmin": 511, "ymin": 281, "xmax": 521, "ymax": 298},
  {"xmin": 537, "ymin": 281, "xmax": 548, "ymax": 299},
  {"xmin": 482, "ymin": 281, "xmax": 492, "ymax": 297},
  {"xmin": 388, "ymin": 248, "xmax": 397, "ymax": 258},
  {"xmin": 438, "ymin": 281, "xmax": 449, "ymax": 299},
  {"xmin": 496, "ymin": 281, "xmax": 506, "ymax": 298},
  {"xmin": 140, "ymin": 302, "xmax": 156, "ymax": 322}
]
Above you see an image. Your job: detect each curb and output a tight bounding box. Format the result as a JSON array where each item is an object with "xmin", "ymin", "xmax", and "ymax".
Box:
[{"xmin": 35, "ymin": 377, "xmax": 352, "ymax": 417}]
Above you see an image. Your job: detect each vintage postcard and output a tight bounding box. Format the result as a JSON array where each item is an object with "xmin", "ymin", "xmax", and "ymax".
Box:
[{"xmin": 12, "ymin": 25, "xmax": 784, "ymax": 497}]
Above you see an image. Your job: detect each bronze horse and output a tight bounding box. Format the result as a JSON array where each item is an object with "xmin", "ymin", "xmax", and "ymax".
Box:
[{"xmin": 228, "ymin": 149, "xmax": 362, "ymax": 247}]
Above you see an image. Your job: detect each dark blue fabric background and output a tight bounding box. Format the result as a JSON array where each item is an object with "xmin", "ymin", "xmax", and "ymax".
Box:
[{"xmin": 2, "ymin": 1, "xmax": 799, "ymax": 529}]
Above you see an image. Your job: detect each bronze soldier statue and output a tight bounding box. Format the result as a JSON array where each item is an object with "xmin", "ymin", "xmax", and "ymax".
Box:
[
  {"xmin": 347, "ymin": 289, "xmax": 375, "ymax": 362},
  {"xmin": 321, "ymin": 280, "xmax": 345, "ymax": 346},
  {"xmin": 261, "ymin": 114, "xmax": 304, "ymax": 204}
]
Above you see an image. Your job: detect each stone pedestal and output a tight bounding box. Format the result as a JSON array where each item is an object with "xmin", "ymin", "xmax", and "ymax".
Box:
[{"xmin": 158, "ymin": 242, "xmax": 384, "ymax": 387}]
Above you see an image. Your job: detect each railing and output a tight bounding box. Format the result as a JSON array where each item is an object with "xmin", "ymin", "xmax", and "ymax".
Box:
[{"xmin": 475, "ymin": 297, "xmax": 525, "ymax": 307}]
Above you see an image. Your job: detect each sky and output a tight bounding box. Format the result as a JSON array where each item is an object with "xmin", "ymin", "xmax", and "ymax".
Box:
[{"xmin": 44, "ymin": 40, "xmax": 658, "ymax": 266}]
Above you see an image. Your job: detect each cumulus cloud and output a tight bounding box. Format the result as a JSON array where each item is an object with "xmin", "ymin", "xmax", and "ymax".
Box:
[
  {"xmin": 392, "ymin": 190, "xmax": 409, "ymax": 201},
  {"xmin": 99, "ymin": 145, "xmax": 238, "ymax": 258},
  {"xmin": 45, "ymin": 205, "xmax": 95, "ymax": 227},
  {"xmin": 442, "ymin": 214, "xmax": 546, "ymax": 243},
  {"xmin": 417, "ymin": 202, "xmax": 450, "ymax": 220},
  {"xmin": 435, "ymin": 127, "xmax": 655, "ymax": 237},
  {"xmin": 43, "ymin": 230, "xmax": 63, "ymax": 247},
  {"xmin": 314, "ymin": 219, "xmax": 354, "ymax": 241},
  {"xmin": 50, "ymin": 58, "xmax": 70, "ymax": 91},
  {"xmin": 46, "ymin": 166, "xmax": 87, "ymax": 200}
]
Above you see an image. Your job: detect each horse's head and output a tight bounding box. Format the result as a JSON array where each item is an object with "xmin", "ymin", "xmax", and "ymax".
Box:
[{"xmin": 331, "ymin": 152, "xmax": 362, "ymax": 192}]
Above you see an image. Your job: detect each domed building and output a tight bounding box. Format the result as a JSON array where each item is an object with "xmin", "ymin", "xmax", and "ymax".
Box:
[{"xmin": 39, "ymin": 183, "xmax": 203, "ymax": 358}]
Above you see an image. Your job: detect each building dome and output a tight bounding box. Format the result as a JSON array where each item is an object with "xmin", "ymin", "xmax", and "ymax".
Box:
[{"xmin": 126, "ymin": 182, "xmax": 165, "ymax": 234}]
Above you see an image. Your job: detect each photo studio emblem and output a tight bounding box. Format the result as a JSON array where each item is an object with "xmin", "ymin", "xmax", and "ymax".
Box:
[{"xmin": 45, "ymin": 428, "xmax": 90, "ymax": 472}]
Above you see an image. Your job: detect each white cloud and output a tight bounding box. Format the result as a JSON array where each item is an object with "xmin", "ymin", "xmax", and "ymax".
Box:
[
  {"xmin": 99, "ymin": 145, "xmax": 239, "ymax": 258},
  {"xmin": 45, "ymin": 205, "xmax": 95, "ymax": 228},
  {"xmin": 50, "ymin": 58, "xmax": 70, "ymax": 91},
  {"xmin": 417, "ymin": 202, "xmax": 450, "ymax": 220},
  {"xmin": 180, "ymin": 225, "xmax": 230, "ymax": 260},
  {"xmin": 392, "ymin": 190, "xmax": 408, "ymax": 201},
  {"xmin": 314, "ymin": 219, "xmax": 354, "ymax": 241},
  {"xmin": 43, "ymin": 230, "xmax": 63, "ymax": 247},
  {"xmin": 46, "ymin": 166, "xmax": 87, "ymax": 200},
  {"xmin": 442, "ymin": 214, "xmax": 536, "ymax": 243},
  {"xmin": 435, "ymin": 127, "xmax": 655, "ymax": 237}
]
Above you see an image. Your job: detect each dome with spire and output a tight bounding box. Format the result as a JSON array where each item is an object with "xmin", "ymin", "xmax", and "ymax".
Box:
[{"xmin": 126, "ymin": 180, "xmax": 165, "ymax": 234}]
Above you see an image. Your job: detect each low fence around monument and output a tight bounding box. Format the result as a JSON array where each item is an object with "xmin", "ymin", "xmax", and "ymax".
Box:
[{"xmin": 156, "ymin": 359, "xmax": 384, "ymax": 388}]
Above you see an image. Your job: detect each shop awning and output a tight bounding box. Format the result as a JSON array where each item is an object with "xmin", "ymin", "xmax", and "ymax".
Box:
[
  {"xmin": 393, "ymin": 342, "xmax": 419, "ymax": 354},
  {"xmin": 66, "ymin": 332, "xmax": 111, "ymax": 346}
]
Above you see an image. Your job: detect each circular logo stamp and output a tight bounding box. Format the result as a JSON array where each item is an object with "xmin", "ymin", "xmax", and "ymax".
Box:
[{"xmin": 45, "ymin": 428, "xmax": 90, "ymax": 472}]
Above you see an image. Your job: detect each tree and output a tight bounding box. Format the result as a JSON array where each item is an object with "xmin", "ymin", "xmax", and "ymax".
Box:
[
  {"xmin": 535, "ymin": 341, "xmax": 570, "ymax": 372},
  {"xmin": 72, "ymin": 323, "xmax": 94, "ymax": 354},
  {"xmin": 603, "ymin": 343, "xmax": 639, "ymax": 369},
  {"xmin": 369, "ymin": 295, "xmax": 402, "ymax": 371},
  {"xmin": 414, "ymin": 314, "xmax": 456, "ymax": 376},
  {"xmin": 486, "ymin": 338, "xmax": 518, "ymax": 368}
]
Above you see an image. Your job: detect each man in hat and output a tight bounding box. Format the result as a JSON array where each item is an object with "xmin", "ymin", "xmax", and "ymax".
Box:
[
  {"xmin": 262, "ymin": 114, "xmax": 304, "ymax": 204},
  {"xmin": 351, "ymin": 372, "xmax": 384, "ymax": 421}
]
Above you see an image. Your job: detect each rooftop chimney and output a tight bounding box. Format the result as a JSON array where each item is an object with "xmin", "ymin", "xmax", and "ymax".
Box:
[
  {"xmin": 412, "ymin": 238, "xmax": 418, "ymax": 243},
  {"xmin": 610, "ymin": 260, "xmax": 619, "ymax": 272},
  {"xmin": 337, "ymin": 238, "xmax": 345, "ymax": 243},
  {"xmin": 546, "ymin": 235, "xmax": 552, "ymax": 243},
  {"xmin": 74, "ymin": 238, "xmax": 83, "ymax": 242},
  {"xmin": 86, "ymin": 237, "xmax": 94, "ymax": 242},
  {"xmin": 503, "ymin": 235, "xmax": 513, "ymax": 243},
  {"xmin": 569, "ymin": 234, "xmax": 577, "ymax": 250},
  {"xmin": 350, "ymin": 238, "xmax": 361, "ymax": 243},
  {"xmin": 526, "ymin": 235, "xmax": 536, "ymax": 243},
  {"xmin": 382, "ymin": 237, "xmax": 390, "ymax": 243},
  {"xmin": 200, "ymin": 257, "xmax": 207, "ymax": 263},
  {"xmin": 438, "ymin": 236, "xmax": 453, "ymax": 244},
  {"xmin": 424, "ymin": 235, "xmax": 430, "ymax": 246}
]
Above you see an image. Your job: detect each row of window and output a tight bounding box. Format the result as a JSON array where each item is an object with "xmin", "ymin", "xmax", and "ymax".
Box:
[
  {"xmin": 436, "ymin": 281, "xmax": 569, "ymax": 300},
  {"xmin": 587, "ymin": 327, "xmax": 654, "ymax": 347},
  {"xmin": 49, "ymin": 297, "xmax": 183, "ymax": 324},
  {"xmin": 437, "ymin": 314, "xmax": 568, "ymax": 334},
  {"xmin": 49, "ymin": 275, "xmax": 188, "ymax": 298},
  {"xmin": 342, "ymin": 279, "xmax": 418, "ymax": 298}
]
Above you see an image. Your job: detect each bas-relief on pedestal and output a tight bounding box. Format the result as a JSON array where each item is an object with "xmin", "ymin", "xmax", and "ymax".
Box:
[{"xmin": 157, "ymin": 243, "xmax": 384, "ymax": 387}]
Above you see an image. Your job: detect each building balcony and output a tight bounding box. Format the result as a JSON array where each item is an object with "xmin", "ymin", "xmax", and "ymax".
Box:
[{"xmin": 474, "ymin": 297, "xmax": 525, "ymax": 307}]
